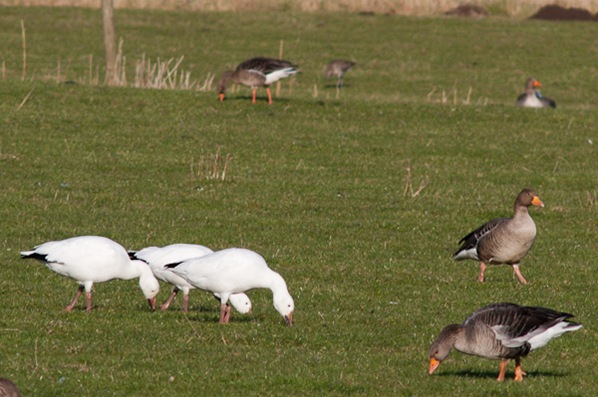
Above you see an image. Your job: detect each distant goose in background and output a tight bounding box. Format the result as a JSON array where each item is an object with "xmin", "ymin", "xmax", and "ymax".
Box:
[
  {"xmin": 516, "ymin": 78, "xmax": 556, "ymax": 108},
  {"xmin": 166, "ymin": 248, "xmax": 294, "ymax": 326},
  {"xmin": 20, "ymin": 236, "xmax": 160, "ymax": 312},
  {"xmin": 129, "ymin": 244, "xmax": 252, "ymax": 314},
  {"xmin": 324, "ymin": 59, "xmax": 356, "ymax": 88},
  {"xmin": 429, "ymin": 302, "xmax": 582, "ymax": 382},
  {"xmin": 453, "ymin": 189, "xmax": 544, "ymax": 284},
  {"xmin": 218, "ymin": 57, "xmax": 300, "ymax": 104},
  {"xmin": 0, "ymin": 378, "xmax": 21, "ymax": 397}
]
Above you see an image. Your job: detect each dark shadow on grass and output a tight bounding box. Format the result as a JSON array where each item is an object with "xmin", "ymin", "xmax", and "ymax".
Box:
[{"xmin": 436, "ymin": 369, "xmax": 567, "ymax": 380}]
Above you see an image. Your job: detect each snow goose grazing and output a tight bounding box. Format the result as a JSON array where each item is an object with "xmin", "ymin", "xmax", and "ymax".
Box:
[
  {"xmin": 217, "ymin": 57, "xmax": 300, "ymax": 104},
  {"xmin": 166, "ymin": 248, "xmax": 294, "ymax": 326},
  {"xmin": 324, "ymin": 59, "xmax": 356, "ymax": 89},
  {"xmin": 429, "ymin": 302, "xmax": 582, "ymax": 382},
  {"xmin": 453, "ymin": 188, "xmax": 544, "ymax": 284},
  {"xmin": 516, "ymin": 77, "xmax": 556, "ymax": 108},
  {"xmin": 20, "ymin": 236, "xmax": 160, "ymax": 312},
  {"xmin": 129, "ymin": 244, "xmax": 252, "ymax": 314}
]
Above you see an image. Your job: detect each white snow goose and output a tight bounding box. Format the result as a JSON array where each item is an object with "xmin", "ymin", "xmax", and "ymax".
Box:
[
  {"xmin": 324, "ymin": 59, "xmax": 356, "ymax": 89},
  {"xmin": 217, "ymin": 57, "xmax": 300, "ymax": 104},
  {"xmin": 129, "ymin": 244, "xmax": 252, "ymax": 314},
  {"xmin": 429, "ymin": 302, "xmax": 582, "ymax": 382},
  {"xmin": 165, "ymin": 248, "xmax": 294, "ymax": 326},
  {"xmin": 516, "ymin": 77, "xmax": 556, "ymax": 108},
  {"xmin": 453, "ymin": 188, "xmax": 544, "ymax": 284},
  {"xmin": 20, "ymin": 236, "xmax": 160, "ymax": 312}
]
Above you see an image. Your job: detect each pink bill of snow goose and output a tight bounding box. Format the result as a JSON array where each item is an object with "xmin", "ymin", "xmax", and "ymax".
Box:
[
  {"xmin": 516, "ymin": 77, "xmax": 556, "ymax": 108},
  {"xmin": 20, "ymin": 236, "xmax": 160, "ymax": 312},
  {"xmin": 429, "ymin": 302, "xmax": 582, "ymax": 382},
  {"xmin": 166, "ymin": 248, "xmax": 294, "ymax": 326},
  {"xmin": 453, "ymin": 188, "xmax": 544, "ymax": 284},
  {"xmin": 129, "ymin": 244, "xmax": 252, "ymax": 314},
  {"xmin": 217, "ymin": 57, "xmax": 300, "ymax": 104},
  {"xmin": 324, "ymin": 59, "xmax": 356, "ymax": 89}
]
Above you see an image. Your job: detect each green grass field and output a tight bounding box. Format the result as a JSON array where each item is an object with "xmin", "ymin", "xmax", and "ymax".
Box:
[{"xmin": 0, "ymin": 7, "xmax": 597, "ymax": 396}]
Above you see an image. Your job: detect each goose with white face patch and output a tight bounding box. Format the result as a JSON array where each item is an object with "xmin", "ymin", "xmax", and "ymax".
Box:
[
  {"xmin": 20, "ymin": 236, "xmax": 160, "ymax": 312},
  {"xmin": 129, "ymin": 244, "xmax": 252, "ymax": 315},
  {"xmin": 166, "ymin": 248, "xmax": 294, "ymax": 326},
  {"xmin": 428, "ymin": 302, "xmax": 582, "ymax": 382}
]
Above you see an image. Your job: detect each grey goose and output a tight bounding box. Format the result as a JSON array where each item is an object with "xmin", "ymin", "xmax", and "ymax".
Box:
[
  {"xmin": 516, "ymin": 77, "xmax": 556, "ymax": 108},
  {"xmin": 453, "ymin": 188, "xmax": 544, "ymax": 284},
  {"xmin": 429, "ymin": 302, "xmax": 582, "ymax": 382}
]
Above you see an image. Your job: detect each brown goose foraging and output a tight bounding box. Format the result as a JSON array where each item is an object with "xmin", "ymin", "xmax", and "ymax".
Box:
[
  {"xmin": 218, "ymin": 57, "xmax": 300, "ymax": 104},
  {"xmin": 429, "ymin": 302, "xmax": 582, "ymax": 382},
  {"xmin": 324, "ymin": 59, "xmax": 356, "ymax": 89},
  {"xmin": 453, "ymin": 188, "xmax": 544, "ymax": 284},
  {"xmin": 516, "ymin": 78, "xmax": 556, "ymax": 108}
]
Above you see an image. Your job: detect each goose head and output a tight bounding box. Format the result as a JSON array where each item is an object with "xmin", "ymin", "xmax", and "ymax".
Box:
[
  {"xmin": 428, "ymin": 324, "xmax": 460, "ymax": 375},
  {"xmin": 517, "ymin": 188, "xmax": 544, "ymax": 208},
  {"xmin": 229, "ymin": 293, "xmax": 253, "ymax": 315},
  {"xmin": 273, "ymin": 291, "xmax": 295, "ymax": 327},
  {"xmin": 135, "ymin": 260, "xmax": 160, "ymax": 310},
  {"xmin": 218, "ymin": 71, "xmax": 234, "ymax": 101}
]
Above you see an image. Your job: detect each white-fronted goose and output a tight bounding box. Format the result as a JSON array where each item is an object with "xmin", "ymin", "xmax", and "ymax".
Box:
[
  {"xmin": 516, "ymin": 78, "xmax": 556, "ymax": 108},
  {"xmin": 129, "ymin": 244, "xmax": 252, "ymax": 314},
  {"xmin": 324, "ymin": 59, "xmax": 356, "ymax": 88},
  {"xmin": 166, "ymin": 248, "xmax": 294, "ymax": 326},
  {"xmin": 217, "ymin": 57, "xmax": 300, "ymax": 104},
  {"xmin": 453, "ymin": 188, "xmax": 544, "ymax": 284},
  {"xmin": 429, "ymin": 302, "xmax": 582, "ymax": 382},
  {"xmin": 20, "ymin": 236, "xmax": 160, "ymax": 312}
]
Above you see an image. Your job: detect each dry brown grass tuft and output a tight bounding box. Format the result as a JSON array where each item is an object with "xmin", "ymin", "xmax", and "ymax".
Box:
[{"xmin": 191, "ymin": 147, "xmax": 233, "ymax": 182}]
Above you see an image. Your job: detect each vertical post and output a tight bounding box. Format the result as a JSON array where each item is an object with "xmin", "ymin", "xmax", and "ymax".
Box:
[
  {"xmin": 21, "ymin": 19, "xmax": 26, "ymax": 81},
  {"xmin": 102, "ymin": 0, "xmax": 117, "ymax": 86},
  {"xmin": 275, "ymin": 39, "xmax": 283, "ymax": 97}
]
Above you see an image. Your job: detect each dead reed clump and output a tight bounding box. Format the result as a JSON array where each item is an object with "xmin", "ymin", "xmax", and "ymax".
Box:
[{"xmin": 191, "ymin": 148, "xmax": 233, "ymax": 181}]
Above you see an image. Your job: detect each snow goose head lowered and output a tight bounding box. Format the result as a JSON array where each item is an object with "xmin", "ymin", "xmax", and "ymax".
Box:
[
  {"xmin": 166, "ymin": 248, "xmax": 294, "ymax": 326},
  {"xmin": 21, "ymin": 236, "xmax": 160, "ymax": 312},
  {"xmin": 129, "ymin": 244, "xmax": 252, "ymax": 315}
]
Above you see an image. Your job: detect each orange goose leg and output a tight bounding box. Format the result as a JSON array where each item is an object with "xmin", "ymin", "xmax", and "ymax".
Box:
[
  {"xmin": 497, "ymin": 359, "xmax": 508, "ymax": 382},
  {"xmin": 478, "ymin": 262, "xmax": 487, "ymax": 282},
  {"xmin": 65, "ymin": 285, "xmax": 84, "ymax": 312},
  {"xmin": 266, "ymin": 87, "xmax": 273, "ymax": 105},
  {"xmin": 514, "ymin": 357, "xmax": 526, "ymax": 381},
  {"xmin": 160, "ymin": 287, "xmax": 179, "ymax": 311},
  {"xmin": 512, "ymin": 264, "xmax": 528, "ymax": 285},
  {"xmin": 251, "ymin": 88, "xmax": 257, "ymax": 104}
]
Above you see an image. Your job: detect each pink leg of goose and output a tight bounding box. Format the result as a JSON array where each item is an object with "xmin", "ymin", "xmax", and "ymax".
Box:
[
  {"xmin": 497, "ymin": 359, "xmax": 508, "ymax": 382},
  {"xmin": 223, "ymin": 304, "xmax": 232, "ymax": 323},
  {"xmin": 182, "ymin": 293, "xmax": 190, "ymax": 313},
  {"xmin": 251, "ymin": 88, "xmax": 257, "ymax": 104},
  {"xmin": 85, "ymin": 291, "xmax": 93, "ymax": 313},
  {"xmin": 478, "ymin": 262, "xmax": 487, "ymax": 282},
  {"xmin": 219, "ymin": 303, "xmax": 229, "ymax": 324},
  {"xmin": 513, "ymin": 264, "xmax": 528, "ymax": 285},
  {"xmin": 160, "ymin": 287, "xmax": 179, "ymax": 311},
  {"xmin": 65, "ymin": 285, "xmax": 84, "ymax": 312},
  {"xmin": 266, "ymin": 87, "xmax": 273, "ymax": 104}
]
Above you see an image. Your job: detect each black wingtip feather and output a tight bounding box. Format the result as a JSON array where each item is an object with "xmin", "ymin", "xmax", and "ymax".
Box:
[
  {"xmin": 21, "ymin": 252, "xmax": 48, "ymax": 261},
  {"xmin": 164, "ymin": 261, "xmax": 183, "ymax": 269}
]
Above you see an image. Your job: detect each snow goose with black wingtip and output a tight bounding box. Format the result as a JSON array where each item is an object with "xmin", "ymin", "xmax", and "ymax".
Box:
[
  {"xmin": 218, "ymin": 57, "xmax": 300, "ymax": 104},
  {"xmin": 453, "ymin": 188, "xmax": 544, "ymax": 284},
  {"xmin": 516, "ymin": 77, "xmax": 556, "ymax": 108},
  {"xmin": 129, "ymin": 244, "xmax": 252, "ymax": 314},
  {"xmin": 429, "ymin": 302, "xmax": 582, "ymax": 382},
  {"xmin": 166, "ymin": 248, "xmax": 294, "ymax": 326},
  {"xmin": 20, "ymin": 236, "xmax": 159, "ymax": 312}
]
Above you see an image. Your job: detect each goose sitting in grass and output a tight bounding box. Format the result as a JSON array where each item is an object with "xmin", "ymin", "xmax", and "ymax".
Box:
[
  {"xmin": 166, "ymin": 248, "xmax": 294, "ymax": 326},
  {"xmin": 217, "ymin": 57, "xmax": 300, "ymax": 104},
  {"xmin": 20, "ymin": 236, "xmax": 160, "ymax": 312},
  {"xmin": 516, "ymin": 77, "xmax": 556, "ymax": 108},
  {"xmin": 129, "ymin": 244, "xmax": 252, "ymax": 314},
  {"xmin": 453, "ymin": 188, "xmax": 544, "ymax": 284},
  {"xmin": 429, "ymin": 302, "xmax": 582, "ymax": 382}
]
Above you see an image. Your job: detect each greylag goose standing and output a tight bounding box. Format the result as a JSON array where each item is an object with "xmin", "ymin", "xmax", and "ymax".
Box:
[
  {"xmin": 324, "ymin": 59, "xmax": 356, "ymax": 89},
  {"xmin": 21, "ymin": 236, "xmax": 160, "ymax": 312},
  {"xmin": 129, "ymin": 244, "xmax": 252, "ymax": 314},
  {"xmin": 453, "ymin": 188, "xmax": 544, "ymax": 284},
  {"xmin": 218, "ymin": 57, "xmax": 300, "ymax": 104},
  {"xmin": 429, "ymin": 302, "xmax": 582, "ymax": 382},
  {"xmin": 166, "ymin": 248, "xmax": 294, "ymax": 326},
  {"xmin": 516, "ymin": 78, "xmax": 556, "ymax": 108}
]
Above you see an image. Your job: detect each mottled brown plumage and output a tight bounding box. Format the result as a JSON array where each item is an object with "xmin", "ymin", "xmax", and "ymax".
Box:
[
  {"xmin": 429, "ymin": 303, "xmax": 582, "ymax": 382},
  {"xmin": 453, "ymin": 189, "xmax": 544, "ymax": 284}
]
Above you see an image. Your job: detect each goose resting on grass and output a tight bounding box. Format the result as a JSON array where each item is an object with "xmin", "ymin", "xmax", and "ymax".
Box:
[
  {"xmin": 20, "ymin": 236, "xmax": 160, "ymax": 312},
  {"xmin": 218, "ymin": 57, "xmax": 300, "ymax": 104},
  {"xmin": 129, "ymin": 244, "xmax": 252, "ymax": 314},
  {"xmin": 516, "ymin": 78, "xmax": 556, "ymax": 108},
  {"xmin": 453, "ymin": 188, "xmax": 544, "ymax": 284},
  {"xmin": 429, "ymin": 302, "xmax": 582, "ymax": 382},
  {"xmin": 166, "ymin": 248, "xmax": 294, "ymax": 326}
]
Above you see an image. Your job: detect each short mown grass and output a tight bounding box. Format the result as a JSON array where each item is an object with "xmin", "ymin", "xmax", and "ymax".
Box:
[{"xmin": 0, "ymin": 7, "xmax": 597, "ymax": 396}]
